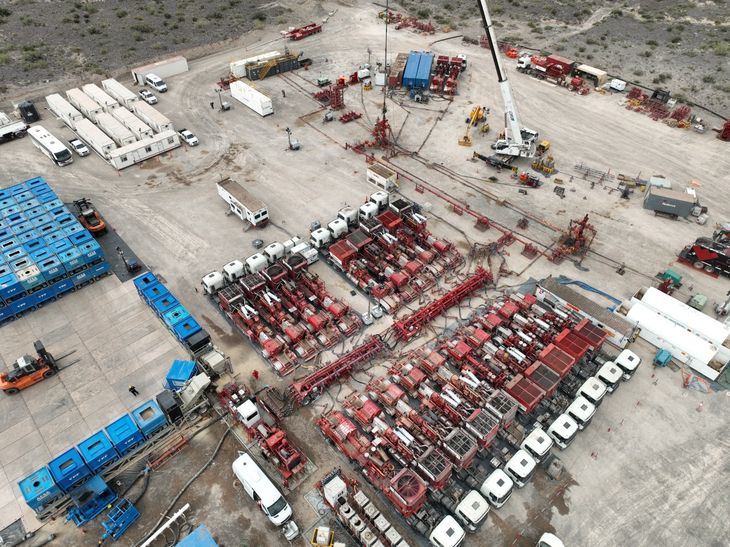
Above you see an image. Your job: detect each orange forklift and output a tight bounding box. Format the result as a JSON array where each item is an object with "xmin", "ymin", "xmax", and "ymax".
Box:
[
  {"xmin": 0, "ymin": 341, "xmax": 78, "ymax": 394},
  {"xmin": 73, "ymin": 198, "xmax": 107, "ymax": 235}
]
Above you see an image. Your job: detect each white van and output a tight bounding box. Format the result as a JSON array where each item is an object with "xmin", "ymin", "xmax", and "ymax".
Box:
[
  {"xmin": 144, "ymin": 73, "xmax": 168, "ymax": 92},
  {"xmin": 232, "ymin": 454, "xmax": 292, "ymax": 526}
]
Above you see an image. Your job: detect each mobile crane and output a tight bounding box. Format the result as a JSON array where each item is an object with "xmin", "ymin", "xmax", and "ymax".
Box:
[{"xmin": 477, "ymin": 0, "xmax": 538, "ymax": 158}]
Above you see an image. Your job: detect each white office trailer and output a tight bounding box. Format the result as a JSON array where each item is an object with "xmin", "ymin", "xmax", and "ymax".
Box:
[
  {"xmin": 111, "ymin": 107, "xmax": 154, "ymax": 139},
  {"xmin": 230, "ymin": 80, "xmax": 273, "ymax": 116},
  {"xmin": 45, "ymin": 94, "xmax": 83, "ymax": 130},
  {"xmin": 132, "ymin": 101, "xmax": 174, "ymax": 133},
  {"xmin": 74, "ymin": 118, "xmax": 116, "ymax": 157},
  {"xmin": 95, "ymin": 112, "xmax": 137, "ymax": 146},
  {"xmin": 81, "ymin": 83, "xmax": 120, "ymax": 113},
  {"xmin": 107, "ymin": 130, "xmax": 180, "ymax": 170},
  {"xmin": 131, "ymin": 56, "xmax": 189, "ymax": 84},
  {"xmin": 230, "ymin": 51, "xmax": 281, "ymax": 78},
  {"xmin": 66, "ymin": 88, "xmax": 104, "ymax": 122},
  {"xmin": 102, "ymin": 78, "xmax": 139, "ymax": 109}
]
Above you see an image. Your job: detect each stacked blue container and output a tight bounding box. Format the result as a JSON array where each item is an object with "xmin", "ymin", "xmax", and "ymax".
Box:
[
  {"xmin": 0, "ymin": 176, "xmax": 111, "ymax": 324},
  {"xmin": 133, "ymin": 272, "xmax": 203, "ymax": 348}
]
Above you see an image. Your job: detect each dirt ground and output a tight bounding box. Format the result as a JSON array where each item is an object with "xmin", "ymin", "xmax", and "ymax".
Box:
[{"xmin": 1, "ymin": 1, "xmax": 729, "ymax": 546}]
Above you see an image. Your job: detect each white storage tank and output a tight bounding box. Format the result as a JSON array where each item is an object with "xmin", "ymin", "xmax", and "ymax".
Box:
[
  {"xmin": 95, "ymin": 112, "xmax": 136, "ymax": 146},
  {"xmin": 201, "ymin": 271, "xmax": 225, "ymax": 294},
  {"xmin": 82, "ymin": 83, "xmax": 119, "ymax": 112},
  {"xmin": 264, "ymin": 242, "xmax": 285, "ymax": 263},
  {"xmin": 74, "ymin": 118, "xmax": 116, "ymax": 157},
  {"xmin": 246, "ymin": 253, "xmax": 268, "ymax": 274},
  {"xmin": 328, "ymin": 218, "xmax": 348, "ymax": 239},
  {"xmin": 66, "ymin": 88, "xmax": 103, "ymax": 122},
  {"xmin": 102, "ymin": 78, "xmax": 139, "ymax": 109},
  {"xmin": 223, "ymin": 260, "xmax": 245, "ymax": 282},
  {"xmin": 230, "ymin": 80, "xmax": 273, "ymax": 117},
  {"xmin": 45, "ymin": 93, "xmax": 83, "ymax": 130}
]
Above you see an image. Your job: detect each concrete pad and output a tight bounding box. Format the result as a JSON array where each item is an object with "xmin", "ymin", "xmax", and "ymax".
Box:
[
  {"xmin": 37, "ymin": 407, "xmax": 84, "ymax": 440},
  {"xmin": 0, "ymin": 500, "xmax": 22, "ymax": 531},
  {"xmin": 0, "ymin": 430, "xmax": 45, "ymax": 467}
]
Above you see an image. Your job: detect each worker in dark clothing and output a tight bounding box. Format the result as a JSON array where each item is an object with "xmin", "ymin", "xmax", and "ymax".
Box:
[
  {"xmin": 128, "ymin": 385, "xmax": 139, "ymax": 396},
  {"xmin": 210, "ymin": 101, "xmax": 215, "ymax": 110},
  {"xmin": 281, "ymin": 90, "xmax": 286, "ymax": 98}
]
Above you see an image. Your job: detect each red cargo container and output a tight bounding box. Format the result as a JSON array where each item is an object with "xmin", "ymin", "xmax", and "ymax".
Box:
[
  {"xmin": 553, "ymin": 328, "xmax": 590, "ymax": 362},
  {"xmin": 329, "ymin": 240, "xmax": 357, "ymax": 270},
  {"xmin": 498, "ymin": 300, "xmax": 519, "ymax": 319},
  {"xmin": 538, "ymin": 343, "xmax": 575, "ymax": 378},
  {"xmin": 572, "ymin": 318, "xmax": 608, "ymax": 351},
  {"xmin": 524, "ymin": 362, "xmax": 561, "ymax": 397},
  {"xmin": 504, "ymin": 374, "xmax": 545, "ymax": 414},
  {"xmin": 388, "ymin": 53, "xmax": 409, "ymax": 88},
  {"xmin": 377, "ymin": 210, "xmax": 403, "ymax": 232}
]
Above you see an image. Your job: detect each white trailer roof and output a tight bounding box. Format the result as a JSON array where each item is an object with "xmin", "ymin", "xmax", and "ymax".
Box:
[
  {"xmin": 66, "ymin": 88, "xmax": 102, "ymax": 113},
  {"xmin": 102, "ymin": 78, "xmax": 138, "ymax": 103},
  {"xmin": 133, "ymin": 101, "xmax": 172, "ymax": 127},
  {"xmin": 637, "ymin": 287, "xmax": 730, "ymax": 346},
  {"xmin": 45, "ymin": 94, "xmax": 82, "ymax": 119},
  {"xmin": 112, "ymin": 107, "xmax": 153, "ymax": 137},
  {"xmin": 95, "ymin": 112, "xmax": 135, "ymax": 143},
  {"xmin": 82, "ymin": 83, "xmax": 118, "ymax": 109},
  {"xmin": 626, "ymin": 302, "xmax": 718, "ymax": 365},
  {"xmin": 75, "ymin": 118, "xmax": 115, "ymax": 151}
]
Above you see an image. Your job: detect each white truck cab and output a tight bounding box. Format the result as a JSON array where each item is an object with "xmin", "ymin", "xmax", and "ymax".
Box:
[
  {"xmin": 480, "ymin": 468, "xmax": 513, "ymax": 508},
  {"xmin": 359, "ymin": 201, "xmax": 379, "ymax": 221},
  {"xmin": 504, "ymin": 449, "xmax": 537, "ymax": 488},
  {"xmin": 369, "ymin": 190, "xmax": 390, "ymax": 212},
  {"xmin": 538, "ymin": 532, "xmax": 565, "ymax": 547},
  {"xmin": 429, "ymin": 515, "xmax": 466, "ymax": 547},
  {"xmin": 566, "ymin": 396, "xmax": 596, "ymax": 430},
  {"xmin": 310, "ymin": 228, "xmax": 331, "ymax": 249},
  {"xmin": 327, "ymin": 218, "xmax": 348, "ymax": 239},
  {"xmin": 201, "ymin": 271, "xmax": 225, "ymax": 294},
  {"xmin": 337, "ymin": 206, "xmax": 359, "ymax": 227},
  {"xmin": 615, "ymin": 349, "xmax": 641, "ymax": 380},
  {"xmin": 520, "ymin": 427, "xmax": 553, "ymax": 463},
  {"xmin": 596, "ymin": 361, "xmax": 623, "ymax": 393},
  {"xmin": 232, "ymin": 454, "xmax": 292, "ymax": 526},
  {"xmin": 577, "ymin": 377, "xmax": 607, "ymax": 406},
  {"xmin": 144, "ymin": 73, "xmax": 168, "ymax": 92},
  {"xmin": 222, "ymin": 260, "xmax": 245, "ymax": 283},
  {"xmin": 454, "ymin": 490, "xmax": 489, "ymax": 531},
  {"xmin": 547, "ymin": 414, "xmax": 579, "ymax": 450}
]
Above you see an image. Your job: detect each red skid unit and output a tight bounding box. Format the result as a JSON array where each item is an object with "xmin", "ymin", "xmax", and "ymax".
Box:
[
  {"xmin": 393, "ymin": 268, "xmax": 492, "ymax": 341},
  {"xmin": 286, "ymin": 22, "xmax": 322, "ymax": 40},
  {"xmin": 290, "ymin": 336, "xmax": 386, "ymax": 404}
]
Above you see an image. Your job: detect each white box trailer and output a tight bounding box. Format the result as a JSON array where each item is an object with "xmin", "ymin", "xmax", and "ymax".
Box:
[
  {"xmin": 230, "ymin": 80, "xmax": 273, "ymax": 117},
  {"xmin": 216, "ymin": 178, "xmax": 269, "ymax": 227},
  {"xmin": 81, "ymin": 83, "xmax": 119, "ymax": 112},
  {"xmin": 367, "ymin": 164, "xmax": 398, "ymax": 191},
  {"xmin": 45, "ymin": 93, "xmax": 83, "ymax": 130},
  {"xmin": 111, "ymin": 107, "xmax": 153, "ymax": 139},
  {"xmin": 131, "ymin": 56, "xmax": 189, "ymax": 84},
  {"xmin": 75, "ymin": 118, "xmax": 116, "ymax": 158},
  {"xmin": 66, "ymin": 88, "xmax": 104, "ymax": 122},
  {"xmin": 108, "ymin": 130, "xmax": 180, "ymax": 170},
  {"xmin": 132, "ymin": 101, "xmax": 174, "ymax": 133},
  {"xmin": 95, "ymin": 111, "xmax": 137, "ymax": 146},
  {"xmin": 230, "ymin": 51, "xmax": 281, "ymax": 78},
  {"xmin": 102, "ymin": 78, "xmax": 138, "ymax": 109}
]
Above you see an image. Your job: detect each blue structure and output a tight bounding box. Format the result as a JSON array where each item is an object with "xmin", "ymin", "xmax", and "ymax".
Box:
[
  {"xmin": 101, "ymin": 498, "xmax": 141, "ymax": 542},
  {"xmin": 177, "ymin": 524, "xmax": 218, "ymax": 547},
  {"xmin": 66, "ymin": 476, "xmax": 117, "ymax": 526},
  {"xmin": 48, "ymin": 448, "xmax": 92, "ymax": 492},
  {"xmin": 402, "ymin": 51, "xmax": 421, "ymax": 89},
  {"xmin": 105, "ymin": 414, "xmax": 146, "ymax": 456},
  {"xmin": 166, "ymin": 360, "xmax": 197, "ymax": 390},
  {"xmin": 0, "ymin": 176, "xmax": 110, "ymax": 325},
  {"xmin": 77, "ymin": 431, "xmax": 119, "ymax": 473},
  {"xmin": 18, "ymin": 467, "xmax": 63, "ymax": 512},
  {"xmin": 414, "ymin": 52, "xmax": 434, "ymax": 89},
  {"xmin": 131, "ymin": 399, "xmax": 167, "ymax": 437}
]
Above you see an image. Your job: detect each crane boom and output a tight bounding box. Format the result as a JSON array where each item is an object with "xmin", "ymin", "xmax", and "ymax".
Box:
[{"xmin": 476, "ymin": 0, "xmax": 538, "ymax": 158}]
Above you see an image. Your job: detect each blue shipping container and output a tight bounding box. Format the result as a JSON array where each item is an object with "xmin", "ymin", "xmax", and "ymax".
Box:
[
  {"xmin": 48, "ymin": 448, "xmax": 92, "ymax": 492},
  {"xmin": 36, "ymin": 222, "xmax": 60, "ymax": 238},
  {"xmin": 1, "ymin": 204, "xmax": 22, "ymax": 218},
  {"xmin": 77, "ymin": 431, "xmax": 119, "ymax": 473},
  {"xmin": 30, "ymin": 247, "xmax": 53, "ymax": 262},
  {"xmin": 23, "ymin": 238, "xmax": 45, "ymax": 255},
  {"xmin": 64, "ymin": 223, "xmax": 84, "ymax": 237},
  {"xmin": 69, "ymin": 230, "xmax": 92, "ymax": 246},
  {"xmin": 35, "ymin": 191, "xmax": 57, "ymax": 204},
  {"xmin": 177, "ymin": 525, "xmax": 219, "ymax": 547},
  {"xmin": 0, "ymin": 272, "xmax": 22, "ymax": 301},
  {"xmin": 55, "ymin": 213, "xmax": 76, "ymax": 230},
  {"xmin": 16, "ymin": 267, "xmax": 45, "ymax": 291},
  {"xmin": 4, "ymin": 247, "xmax": 26, "ymax": 263},
  {"xmin": 77, "ymin": 240, "xmax": 102, "ymax": 265},
  {"xmin": 133, "ymin": 272, "xmax": 158, "ymax": 294},
  {"xmin": 0, "ymin": 237, "xmax": 19, "ymax": 252},
  {"xmin": 414, "ymin": 52, "xmax": 434, "ymax": 89},
  {"xmin": 173, "ymin": 317, "xmax": 202, "ymax": 343},
  {"xmin": 18, "ymin": 467, "xmax": 63, "ymax": 513},
  {"xmin": 11, "ymin": 220, "xmax": 34, "ymax": 235},
  {"xmin": 18, "ymin": 230, "xmax": 40, "ymax": 244},
  {"xmin": 59, "ymin": 247, "xmax": 83, "ymax": 271},
  {"xmin": 142, "ymin": 282, "xmax": 169, "ymax": 306},
  {"xmin": 165, "ymin": 360, "xmax": 197, "ymax": 390},
  {"xmin": 163, "ymin": 305, "xmax": 190, "ymax": 328},
  {"xmin": 131, "ymin": 399, "xmax": 167, "ymax": 437},
  {"xmin": 25, "ymin": 283, "xmax": 59, "ymax": 308},
  {"xmin": 14, "ymin": 190, "xmax": 33, "ymax": 202},
  {"xmin": 43, "ymin": 198, "xmax": 64, "ymax": 211},
  {"xmin": 152, "ymin": 294, "xmax": 178, "ymax": 316},
  {"xmin": 402, "ymin": 51, "xmax": 421, "ymax": 88},
  {"xmin": 26, "ymin": 205, "xmax": 47, "ymax": 218},
  {"xmin": 31, "ymin": 214, "xmax": 53, "ymax": 228},
  {"xmin": 105, "ymin": 415, "xmax": 145, "ymax": 456},
  {"xmin": 47, "ymin": 205, "xmax": 68, "ymax": 218},
  {"xmin": 47, "ymin": 235, "xmax": 72, "ymax": 252},
  {"xmin": 18, "ymin": 198, "xmax": 41, "ymax": 211}
]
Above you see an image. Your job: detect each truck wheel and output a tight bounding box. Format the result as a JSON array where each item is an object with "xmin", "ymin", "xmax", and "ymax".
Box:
[
  {"xmin": 43, "ymin": 370, "xmax": 56, "ymax": 378},
  {"xmin": 704, "ymin": 264, "xmax": 715, "ymax": 273},
  {"xmin": 693, "ymin": 261, "xmax": 704, "ymax": 269},
  {"xmin": 4, "ymin": 388, "xmax": 19, "ymax": 395}
]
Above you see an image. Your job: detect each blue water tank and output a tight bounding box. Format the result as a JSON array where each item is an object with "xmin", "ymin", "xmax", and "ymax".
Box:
[
  {"xmin": 105, "ymin": 415, "xmax": 145, "ymax": 455},
  {"xmin": 69, "ymin": 230, "xmax": 93, "ymax": 246},
  {"xmin": 152, "ymin": 293, "xmax": 178, "ymax": 316},
  {"xmin": 48, "ymin": 448, "xmax": 92, "ymax": 492},
  {"xmin": 133, "ymin": 271, "xmax": 158, "ymax": 294},
  {"xmin": 402, "ymin": 51, "xmax": 421, "ymax": 88},
  {"xmin": 58, "ymin": 247, "xmax": 83, "ymax": 271},
  {"xmin": 165, "ymin": 360, "xmax": 197, "ymax": 390},
  {"xmin": 47, "ymin": 236, "xmax": 72, "ymax": 254},
  {"xmin": 177, "ymin": 524, "xmax": 219, "ymax": 547},
  {"xmin": 77, "ymin": 240, "xmax": 102, "ymax": 265},
  {"xmin": 173, "ymin": 317, "xmax": 202, "ymax": 343},
  {"xmin": 142, "ymin": 282, "xmax": 169, "ymax": 306},
  {"xmin": 163, "ymin": 305, "xmax": 190, "ymax": 328},
  {"xmin": 18, "ymin": 467, "xmax": 63, "ymax": 512},
  {"xmin": 131, "ymin": 400, "xmax": 167, "ymax": 437},
  {"xmin": 77, "ymin": 431, "xmax": 119, "ymax": 473}
]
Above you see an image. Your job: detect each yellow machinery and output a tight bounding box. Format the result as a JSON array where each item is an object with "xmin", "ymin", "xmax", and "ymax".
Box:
[
  {"xmin": 459, "ymin": 105, "xmax": 486, "ymax": 146},
  {"xmin": 364, "ymin": 81, "xmax": 373, "ymax": 91},
  {"xmin": 258, "ymin": 59, "xmax": 278, "ymax": 80},
  {"xmin": 536, "ymin": 140, "xmax": 551, "ymax": 156},
  {"xmin": 532, "ymin": 155, "xmax": 556, "ymax": 175}
]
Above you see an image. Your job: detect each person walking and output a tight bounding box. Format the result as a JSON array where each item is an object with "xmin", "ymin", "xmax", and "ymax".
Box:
[
  {"xmin": 210, "ymin": 101, "xmax": 215, "ymax": 110},
  {"xmin": 128, "ymin": 385, "xmax": 139, "ymax": 397}
]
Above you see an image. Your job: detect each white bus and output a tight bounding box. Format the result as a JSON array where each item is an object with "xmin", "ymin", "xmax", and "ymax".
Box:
[{"xmin": 27, "ymin": 125, "xmax": 73, "ymax": 166}]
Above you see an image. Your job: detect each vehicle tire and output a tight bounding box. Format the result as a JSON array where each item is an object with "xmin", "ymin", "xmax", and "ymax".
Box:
[
  {"xmin": 5, "ymin": 388, "xmax": 19, "ymax": 395},
  {"xmin": 704, "ymin": 264, "xmax": 715, "ymax": 273},
  {"xmin": 693, "ymin": 261, "xmax": 704, "ymax": 269},
  {"xmin": 43, "ymin": 370, "xmax": 56, "ymax": 378}
]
